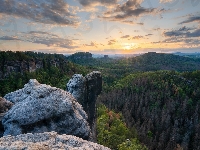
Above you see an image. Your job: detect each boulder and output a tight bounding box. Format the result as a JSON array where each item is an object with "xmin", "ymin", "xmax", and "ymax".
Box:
[
  {"xmin": 0, "ymin": 131, "xmax": 111, "ymax": 150},
  {"xmin": 2, "ymin": 79, "xmax": 91, "ymax": 140}
]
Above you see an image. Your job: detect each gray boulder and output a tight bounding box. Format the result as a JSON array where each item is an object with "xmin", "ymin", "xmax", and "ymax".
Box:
[
  {"xmin": 3, "ymin": 79, "xmax": 91, "ymax": 140},
  {"xmin": 0, "ymin": 131, "xmax": 111, "ymax": 150}
]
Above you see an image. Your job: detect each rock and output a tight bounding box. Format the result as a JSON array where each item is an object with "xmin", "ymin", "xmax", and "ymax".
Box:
[
  {"xmin": 0, "ymin": 97, "xmax": 13, "ymax": 138},
  {"xmin": 2, "ymin": 79, "xmax": 91, "ymax": 140},
  {"xmin": 67, "ymin": 71, "xmax": 102, "ymax": 126},
  {"xmin": 67, "ymin": 74, "xmax": 86, "ymax": 104},
  {"xmin": 84, "ymin": 71, "xmax": 102, "ymax": 125},
  {"xmin": 0, "ymin": 97, "xmax": 13, "ymax": 114},
  {"xmin": 0, "ymin": 131, "xmax": 111, "ymax": 150},
  {"xmin": 67, "ymin": 71, "xmax": 102, "ymax": 141}
]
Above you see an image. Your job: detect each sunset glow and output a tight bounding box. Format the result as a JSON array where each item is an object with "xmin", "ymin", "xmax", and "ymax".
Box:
[{"xmin": 0, "ymin": 0, "xmax": 199, "ymax": 54}]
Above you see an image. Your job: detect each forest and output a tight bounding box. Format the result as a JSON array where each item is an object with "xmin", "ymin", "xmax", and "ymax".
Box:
[{"xmin": 1, "ymin": 51, "xmax": 200, "ymax": 149}]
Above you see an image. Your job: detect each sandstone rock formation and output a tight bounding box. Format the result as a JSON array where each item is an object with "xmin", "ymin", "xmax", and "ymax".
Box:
[
  {"xmin": 67, "ymin": 71, "xmax": 102, "ymax": 127},
  {"xmin": 2, "ymin": 79, "xmax": 91, "ymax": 140},
  {"xmin": 0, "ymin": 60, "xmax": 43, "ymax": 78},
  {"xmin": 67, "ymin": 71, "xmax": 102, "ymax": 142},
  {"xmin": 0, "ymin": 131, "xmax": 110, "ymax": 150},
  {"xmin": 0, "ymin": 97, "xmax": 13, "ymax": 137}
]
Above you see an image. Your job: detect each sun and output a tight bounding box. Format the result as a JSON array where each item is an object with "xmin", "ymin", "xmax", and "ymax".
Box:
[
  {"xmin": 124, "ymin": 45, "xmax": 132, "ymax": 50},
  {"xmin": 122, "ymin": 43, "xmax": 136, "ymax": 50}
]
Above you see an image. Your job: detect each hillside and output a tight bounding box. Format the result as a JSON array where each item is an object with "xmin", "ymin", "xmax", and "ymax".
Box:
[
  {"xmin": 67, "ymin": 52, "xmax": 200, "ymax": 90},
  {"xmin": 98, "ymin": 70, "xmax": 200, "ymax": 150}
]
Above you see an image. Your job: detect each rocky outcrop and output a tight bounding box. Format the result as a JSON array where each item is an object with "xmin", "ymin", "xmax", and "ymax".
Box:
[
  {"xmin": 0, "ymin": 97, "xmax": 13, "ymax": 137},
  {"xmin": 2, "ymin": 79, "xmax": 91, "ymax": 140},
  {"xmin": 0, "ymin": 59, "xmax": 64, "ymax": 79},
  {"xmin": 67, "ymin": 71, "xmax": 102, "ymax": 141},
  {"xmin": 1, "ymin": 60, "xmax": 43, "ymax": 78},
  {"xmin": 67, "ymin": 71, "xmax": 102, "ymax": 126},
  {"xmin": 0, "ymin": 131, "xmax": 110, "ymax": 150}
]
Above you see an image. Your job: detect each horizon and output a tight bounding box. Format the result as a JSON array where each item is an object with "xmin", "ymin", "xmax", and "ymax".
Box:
[{"xmin": 0, "ymin": 0, "xmax": 200, "ymax": 54}]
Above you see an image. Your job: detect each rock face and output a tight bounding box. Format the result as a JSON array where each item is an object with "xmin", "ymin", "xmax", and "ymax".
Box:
[
  {"xmin": 2, "ymin": 79, "xmax": 91, "ymax": 140},
  {"xmin": 0, "ymin": 131, "xmax": 111, "ymax": 150},
  {"xmin": 1, "ymin": 60, "xmax": 43, "ymax": 78},
  {"xmin": 0, "ymin": 97, "xmax": 13, "ymax": 114},
  {"xmin": 0, "ymin": 97, "xmax": 13, "ymax": 137},
  {"xmin": 67, "ymin": 71, "xmax": 102, "ymax": 127},
  {"xmin": 67, "ymin": 71, "xmax": 102, "ymax": 142}
]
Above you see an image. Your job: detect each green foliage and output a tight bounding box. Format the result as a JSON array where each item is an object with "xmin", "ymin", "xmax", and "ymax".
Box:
[
  {"xmin": 97, "ymin": 104, "xmax": 146, "ymax": 150},
  {"xmin": 118, "ymin": 138, "xmax": 147, "ymax": 150},
  {"xmin": 147, "ymin": 131, "xmax": 153, "ymax": 138}
]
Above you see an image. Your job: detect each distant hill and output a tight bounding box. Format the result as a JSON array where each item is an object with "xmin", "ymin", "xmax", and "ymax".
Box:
[
  {"xmin": 80, "ymin": 52, "xmax": 200, "ymax": 89},
  {"xmin": 66, "ymin": 52, "xmax": 114, "ymax": 67},
  {"xmin": 130, "ymin": 52, "xmax": 200, "ymax": 71},
  {"xmin": 174, "ymin": 52, "xmax": 200, "ymax": 59},
  {"xmin": 68, "ymin": 52, "xmax": 200, "ymax": 72}
]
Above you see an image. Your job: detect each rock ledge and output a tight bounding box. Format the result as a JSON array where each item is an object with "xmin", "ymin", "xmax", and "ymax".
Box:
[{"xmin": 0, "ymin": 131, "xmax": 110, "ymax": 150}]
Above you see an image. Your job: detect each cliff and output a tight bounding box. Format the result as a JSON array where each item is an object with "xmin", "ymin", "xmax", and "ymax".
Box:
[{"xmin": 0, "ymin": 51, "xmax": 68, "ymax": 79}]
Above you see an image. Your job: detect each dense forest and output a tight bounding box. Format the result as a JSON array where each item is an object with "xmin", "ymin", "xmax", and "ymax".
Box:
[
  {"xmin": 98, "ymin": 71, "xmax": 200, "ymax": 149},
  {"xmin": 1, "ymin": 51, "xmax": 200, "ymax": 149}
]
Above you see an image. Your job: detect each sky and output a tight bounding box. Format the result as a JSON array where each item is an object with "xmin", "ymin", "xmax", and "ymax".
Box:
[{"xmin": 0, "ymin": 0, "xmax": 199, "ymax": 54}]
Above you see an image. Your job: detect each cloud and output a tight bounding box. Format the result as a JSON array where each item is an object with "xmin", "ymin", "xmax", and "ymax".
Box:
[
  {"xmin": 0, "ymin": 31, "xmax": 79, "ymax": 49},
  {"xmin": 0, "ymin": 36, "xmax": 19, "ymax": 41},
  {"xmin": 179, "ymin": 16, "xmax": 200, "ymax": 24},
  {"xmin": 186, "ymin": 29, "xmax": 200, "ymax": 37},
  {"xmin": 78, "ymin": 0, "xmax": 118, "ymax": 7},
  {"xmin": 162, "ymin": 37, "xmax": 200, "ymax": 45},
  {"xmin": 83, "ymin": 41, "xmax": 98, "ymax": 48},
  {"xmin": 120, "ymin": 34, "xmax": 144, "ymax": 39},
  {"xmin": 164, "ymin": 26, "xmax": 197, "ymax": 37},
  {"xmin": 159, "ymin": 0, "xmax": 173, "ymax": 3},
  {"xmin": 137, "ymin": 22, "xmax": 144, "ymax": 25},
  {"xmin": 27, "ymin": 31, "xmax": 59, "ymax": 38},
  {"xmin": 0, "ymin": 0, "xmax": 80, "ymax": 27},
  {"xmin": 145, "ymin": 34, "xmax": 153, "ymax": 36},
  {"xmin": 131, "ymin": 35, "xmax": 144, "ymax": 39},
  {"xmin": 108, "ymin": 39, "xmax": 117, "ymax": 45},
  {"xmin": 121, "ymin": 35, "xmax": 130, "ymax": 38},
  {"xmin": 98, "ymin": 0, "xmax": 168, "ymax": 24}
]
